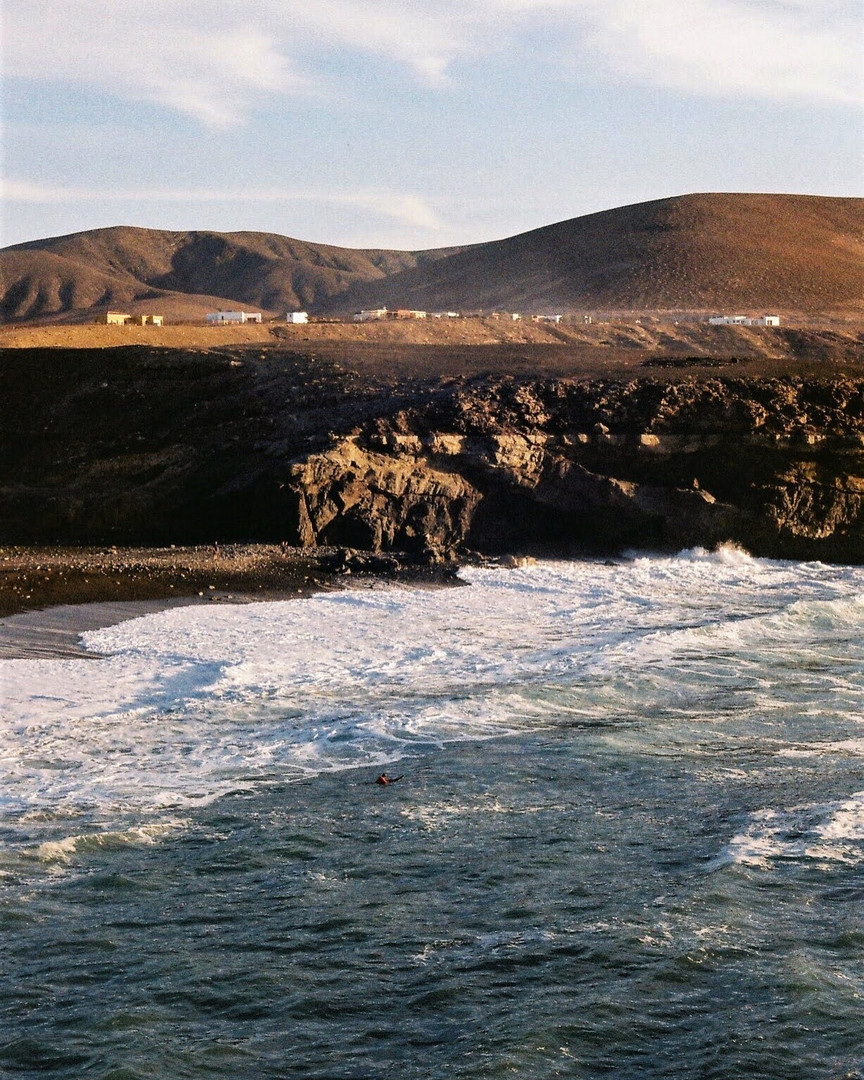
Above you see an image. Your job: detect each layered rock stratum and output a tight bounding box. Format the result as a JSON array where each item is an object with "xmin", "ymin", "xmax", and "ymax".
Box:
[{"xmin": 2, "ymin": 342, "xmax": 861, "ymax": 564}]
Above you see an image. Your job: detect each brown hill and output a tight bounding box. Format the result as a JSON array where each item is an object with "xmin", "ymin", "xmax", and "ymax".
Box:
[
  {"xmin": 0, "ymin": 245, "xmax": 271, "ymax": 325},
  {"xmin": 2, "ymin": 194, "xmax": 861, "ymax": 323},
  {"xmin": 0, "ymin": 226, "xmax": 460, "ymax": 323},
  {"xmin": 328, "ymin": 193, "xmax": 864, "ymax": 316}
]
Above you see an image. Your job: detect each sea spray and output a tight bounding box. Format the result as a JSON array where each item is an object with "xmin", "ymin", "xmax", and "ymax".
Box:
[{"xmin": 1, "ymin": 552, "xmax": 862, "ymax": 1078}]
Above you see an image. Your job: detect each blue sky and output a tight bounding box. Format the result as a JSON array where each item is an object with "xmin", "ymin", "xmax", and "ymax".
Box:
[{"xmin": 3, "ymin": 0, "xmax": 862, "ymax": 250}]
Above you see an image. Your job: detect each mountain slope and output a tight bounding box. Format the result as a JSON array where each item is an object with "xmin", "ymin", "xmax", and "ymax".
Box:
[
  {"xmin": 323, "ymin": 194, "xmax": 864, "ymax": 314},
  {"xmin": 0, "ymin": 227, "xmax": 461, "ymax": 322},
  {"xmin": 2, "ymin": 194, "xmax": 861, "ymax": 323}
]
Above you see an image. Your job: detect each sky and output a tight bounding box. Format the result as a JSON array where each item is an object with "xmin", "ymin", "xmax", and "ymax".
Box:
[{"xmin": 2, "ymin": 0, "xmax": 862, "ymax": 250}]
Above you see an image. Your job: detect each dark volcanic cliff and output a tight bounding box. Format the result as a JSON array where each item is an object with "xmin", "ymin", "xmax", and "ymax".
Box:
[{"xmin": 1, "ymin": 346, "xmax": 862, "ymax": 563}]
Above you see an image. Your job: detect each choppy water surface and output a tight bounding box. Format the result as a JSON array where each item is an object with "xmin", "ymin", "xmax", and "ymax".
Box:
[{"xmin": 1, "ymin": 548, "xmax": 863, "ymax": 1078}]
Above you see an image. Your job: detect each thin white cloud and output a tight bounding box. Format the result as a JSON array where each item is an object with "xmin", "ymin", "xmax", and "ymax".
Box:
[
  {"xmin": 339, "ymin": 191, "xmax": 443, "ymax": 232},
  {"xmin": 1, "ymin": 180, "xmax": 443, "ymax": 233},
  {"xmin": 266, "ymin": 0, "xmax": 463, "ymax": 86},
  {"xmin": 4, "ymin": 0, "xmax": 860, "ymax": 127},
  {"xmin": 4, "ymin": 2, "xmax": 304, "ymax": 127},
  {"xmin": 573, "ymin": 0, "xmax": 862, "ymax": 105},
  {"xmin": 139, "ymin": 28, "xmax": 302, "ymax": 127},
  {"xmin": 3, "ymin": 181, "xmax": 75, "ymax": 202}
]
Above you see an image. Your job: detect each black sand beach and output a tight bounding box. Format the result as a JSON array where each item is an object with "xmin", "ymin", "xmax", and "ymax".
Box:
[{"xmin": 0, "ymin": 544, "xmax": 463, "ymax": 658}]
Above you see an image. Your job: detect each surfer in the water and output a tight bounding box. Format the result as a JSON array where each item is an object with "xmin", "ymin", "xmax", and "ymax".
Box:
[{"xmin": 375, "ymin": 773, "xmax": 403, "ymax": 785}]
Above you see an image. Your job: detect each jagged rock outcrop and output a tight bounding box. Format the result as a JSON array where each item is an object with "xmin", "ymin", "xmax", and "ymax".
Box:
[
  {"xmin": 286, "ymin": 436, "xmax": 480, "ymax": 553},
  {"xmin": 764, "ymin": 464, "xmax": 864, "ymax": 541},
  {"xmin": 0, "ymin": 346, "xmax": 861, "ymax": 563},
  {"xmin": 282, "ymin": 427, "xmax": 747, "ymax": 558},
  {"xmin": 274, "ymin": 375, "xmax": 864, "ymax": 562}
]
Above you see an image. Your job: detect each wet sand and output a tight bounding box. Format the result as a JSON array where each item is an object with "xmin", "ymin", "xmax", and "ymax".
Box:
[
  {"xmin": 0, "ymin": 544, "xmax": 335, "ymax": 618},
  {"xmin": 0, "ymin": 599, "xmax": 205, "ymax": 659},
  {"xmin": 0, "ymin": 544, "xmax": 463, "ymax": 658}
]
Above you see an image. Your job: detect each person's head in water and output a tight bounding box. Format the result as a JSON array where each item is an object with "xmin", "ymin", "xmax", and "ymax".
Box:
[{"xmin": 375, "ymin": 772, "xmax": 402, "ymax": 785}]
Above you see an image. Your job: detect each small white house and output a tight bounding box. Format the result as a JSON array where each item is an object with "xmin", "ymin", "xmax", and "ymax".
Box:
[
  {"xmin": 286, "ymin": 311, "xmax": 309, "ymax": 324},
  {"xmin": 708, "ymin": 315, "xmax": 780, "ymax": 327},
  {"xmin": 206, "ymin": 311, "xmax": 263, "ymax": 324},
  {"xmin": 534, "ymin": 314, "xmax": 563, "ymax": 324},
  {"xmin": 353, "ymin": 308, "xmax": 388, "ymax": 322}
]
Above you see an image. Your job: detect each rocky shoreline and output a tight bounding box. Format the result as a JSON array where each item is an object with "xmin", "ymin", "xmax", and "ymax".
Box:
[
  {"xmin": 288, "ymin": 373, "xmax": 864, "ymax": 564},
  {"xmin": 1, "ymin": 343, "xmax": 862, "ymax": 575},
  {"xmin": 0, "ymin": 543, "xmax": 465, "ymax": 619}
]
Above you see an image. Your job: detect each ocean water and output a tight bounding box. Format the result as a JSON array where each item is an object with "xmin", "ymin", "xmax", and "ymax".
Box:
[{"xmin": 1, "ymin": 548, "xmax": 863, "ymax": 1079}]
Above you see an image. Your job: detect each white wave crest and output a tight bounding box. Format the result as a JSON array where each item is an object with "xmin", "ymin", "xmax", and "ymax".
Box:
[
  {"xmin": 6, "ymin": 820, "xmax": 189, "ymax": 875},
  {"xmin": 717, "ymin": 793, "xmax": 864, "ymax": 870},
  {"xmin": 0, "ymin": 555, "xmax": 861, "ymax": 830},
  {"xmin": 643, "ymin": 541, "xmax": 760, "ymax": 568}
]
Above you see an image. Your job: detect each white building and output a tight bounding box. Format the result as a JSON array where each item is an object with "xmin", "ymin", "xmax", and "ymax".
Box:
[
  {"xmin": 353, "ymin": 308, "xmax": 388, "ymax": 322},
  {"xmin": 206, "ymin": 311, "xmax": 263, "ymax": 324},
  {"xmin": 708, "ymin": 315, "xmax": 781, "ymax": 327},
  {"xmin": 534, "ymin": 314, "xmax": 563, "ymax": 324},
  {"xmin": 286, "ymin": 311, "xmax": 309, "ymax": 324}
]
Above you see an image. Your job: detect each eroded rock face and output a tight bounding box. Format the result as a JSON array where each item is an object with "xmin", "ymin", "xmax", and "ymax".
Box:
[
  {"xmin": 764, "ymin": 464, "xmax": 864, "ymax": 541},
  {"xmin": 1, "ymin": 348, "xmax": 862, "ymax": 563},
  {"xmin": 277, "ymin": 377, "xmax": 864, "ymax": 562},
  {"xmin": 286, "ymin": 436, "xmax": 480, "ymax": 553}
]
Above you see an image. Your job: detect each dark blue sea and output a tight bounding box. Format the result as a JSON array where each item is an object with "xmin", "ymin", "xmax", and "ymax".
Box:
[{"xmin": 2, "ymin": 549, "xmax": 863, "ymax": 1078}]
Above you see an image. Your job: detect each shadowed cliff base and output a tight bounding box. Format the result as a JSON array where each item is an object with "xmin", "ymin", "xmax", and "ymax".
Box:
[
  {"xmin": 0, "ymin": 544, "xmax": 462, "ymax": 621},
  {"xmin": 1, "ymin": 338, "xmax": 861, "ymax": 587}
]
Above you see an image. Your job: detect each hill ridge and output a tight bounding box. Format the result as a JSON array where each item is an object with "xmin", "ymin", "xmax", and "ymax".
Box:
[{"xmin": 2, "ymin": 193, "xmax": 861, "ymax": 322}]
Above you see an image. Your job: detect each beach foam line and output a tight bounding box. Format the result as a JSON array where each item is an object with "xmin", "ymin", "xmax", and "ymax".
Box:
[
  {"xmin": 0, "ymin": 596, "xmax": 251, "ymax": 659},
  {"xmin": 29, "ymin": 820, "xmax": 189, "ymax": 865}
]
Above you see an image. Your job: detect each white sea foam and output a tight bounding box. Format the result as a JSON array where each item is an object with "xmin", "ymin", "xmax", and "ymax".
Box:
[
  {"xmin": 815, "ymin": 793, "xmax": 864, "ymax": 842},
  {"xmin": 1, "ymin": 552, "xmax": 862, "ymax": 841},
  {"xmin": 717, "ymin": 790, "xmax": 864, "ymax": 869},
  {"xmin": 779, "ymin": 739, "xmax": 864, "ymax": 758},
  {"xmin": 400, "ymin": 795, "xmax": 563, "ymax": 830},
  {"xmin": 31, "ymin": 820, "xmax": 187, "ymax": 864}
]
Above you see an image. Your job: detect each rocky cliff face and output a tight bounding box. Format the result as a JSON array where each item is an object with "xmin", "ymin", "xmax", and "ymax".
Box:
[
  {"xmin": 280, "ymin": 377, "xmax": 864, "ymax": 563},
  {"xmin": 1, "ymin": 347, "xmax": 862, "ymax": 563}
]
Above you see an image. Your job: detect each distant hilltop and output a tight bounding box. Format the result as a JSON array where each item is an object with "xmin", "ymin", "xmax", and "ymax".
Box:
[{"xmin": 1, "ymin": 193, "xmax": 862, "ymax": 324}]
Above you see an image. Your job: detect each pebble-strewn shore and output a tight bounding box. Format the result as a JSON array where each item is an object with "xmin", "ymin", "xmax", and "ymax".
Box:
[{"xmin": 0, "ymin": 545, "xmax": 461, "ymax": 618}]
